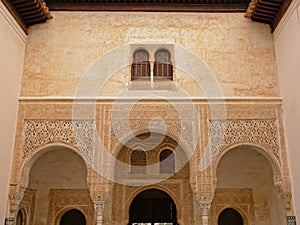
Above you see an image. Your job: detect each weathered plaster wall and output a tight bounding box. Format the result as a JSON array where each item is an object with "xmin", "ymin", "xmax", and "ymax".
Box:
[
  {"xmin": 273, "ymin": 0, "xmax": 300, "ymax": 219},
  {"xmin": 0, "ymin": 2, "xmax": 26, "ymax": 223},
  {"xmin": 22, "ymin": 12, "xmax": 277, "ymax": 97}
]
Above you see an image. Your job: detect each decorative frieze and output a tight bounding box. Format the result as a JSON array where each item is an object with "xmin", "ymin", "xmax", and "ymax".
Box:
[
  {"xmin": 209, "ymin": 119, "xmax": 279, "ymax": 161},
  {"xmin": 23, "ymin": 120, "xmax": 95, "ymax": 161}
]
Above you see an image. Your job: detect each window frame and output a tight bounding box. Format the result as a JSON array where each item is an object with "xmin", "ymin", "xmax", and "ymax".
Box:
[{"xmin": 131, "ymin": 49, "xmax": 151, "ymax": 81}]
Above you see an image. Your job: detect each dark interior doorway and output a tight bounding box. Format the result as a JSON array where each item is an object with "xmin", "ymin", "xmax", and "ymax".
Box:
[
  {"xmin": 129, "ymin": 188, "xmax": 177, "ymax": 225},
  {"xmin": 59, "ymin": 209, "xmax": 86, "ymax": 225},
  {"xmin": 218, "ymin": 208, "xmax": 243, "ymax": 225},
  {"xmin": 16, "ymin": 209, "xmax": 24, "ymax": 225}
]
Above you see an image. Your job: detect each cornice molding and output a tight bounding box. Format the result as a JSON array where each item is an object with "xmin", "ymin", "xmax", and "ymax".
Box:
[
  {"xmin": 18, "ymin": 96, "xmax": 283, "ymax": 105},
  {"xmin": 0, "ymin": 0, "xmax": 26, "ymax": 42}
]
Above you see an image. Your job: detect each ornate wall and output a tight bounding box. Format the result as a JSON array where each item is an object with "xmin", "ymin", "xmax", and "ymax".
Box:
[
  {"xmin": 6, "ymin": 9, "xmax": 294, "ymax": 225},
  {"xmin": 7, "ymin": 98, "xmax": 292, "ymax": 225}
]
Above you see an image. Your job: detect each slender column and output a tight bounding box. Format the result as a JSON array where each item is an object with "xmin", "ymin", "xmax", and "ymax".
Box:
[
  {"xmin": 94, "ymin": 200, "xmax": 105, "ymax": 225},
  {"xmin": 199, "ymin": 202, "xmax": 211, "ymax": 225},
  {"xmin": 5, "ymin": 184, "xmax": 25, "ymax": 225}
]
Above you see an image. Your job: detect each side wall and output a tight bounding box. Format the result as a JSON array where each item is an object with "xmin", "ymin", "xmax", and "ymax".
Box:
[
  {"xmin": 273, "ymin": 0, "xmax": 300, "ymax": 219},
  {"xmin": 0, "ymin": 2, "xmax": 26, "ymax": 223}
]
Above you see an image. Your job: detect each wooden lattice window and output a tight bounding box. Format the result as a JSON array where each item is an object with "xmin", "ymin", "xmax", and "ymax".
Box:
[
  {"xmin": 131, "ymin": 49, "xmax": 150, "ymax": 80},
  {"xmin": 130, "ymin": 150, "xmax": 146, "ymax": 174},
  {"xmin": 154, "ymin": 49, "xmax": 173, "ymax": 80},
  {"xmin": 160, "ymin": 149, "xmax": 175, "ymax": 173}
]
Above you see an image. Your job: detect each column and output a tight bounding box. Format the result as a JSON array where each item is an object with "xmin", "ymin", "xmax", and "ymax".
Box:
[
  {"xmin": 94, "ymin": 200, "xmax": 105, "ymax": 225},
  {"xmin": 199, "ymin": 202, "xmax": 211, "ymax": 225}
]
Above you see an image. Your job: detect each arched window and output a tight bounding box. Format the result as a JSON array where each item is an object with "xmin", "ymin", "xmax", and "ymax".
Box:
[
  {"xmin": 160, "ymin": 149, "xmax": 175, "ymax": 173},
  {"xmin": 218, "ymin": 208, "xmax": 243, "ymax": 225},
  {"xmin": 154, "ymin": 49, "xmax": 173, "ymax": 80},
  {"xmin": 130, "ymin": 150, "xmax": 146, "ymax": 174},
  {"xmin": 60, "ymin": 209, "xmax": 86, "ymax": 225},
  {"xmin": 131, "ymin": 49, "xmax": 150, "ymax": 80},
  {"xmin": 16, "ymin": 209, "xmax": 26, "ymax": 225}
]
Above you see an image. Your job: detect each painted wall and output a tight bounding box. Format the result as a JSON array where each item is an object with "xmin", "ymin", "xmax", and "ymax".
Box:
[
  {"xmin": 22, "ymin": 12, "xmax": 277, "ymax": 97},
  {"xmin": 0, "ymin": 2, "xmax": 26, "ymax": 223},
  {"xmin": 273, "ymin": 0, "xmax": 300, "ymax": 219}
]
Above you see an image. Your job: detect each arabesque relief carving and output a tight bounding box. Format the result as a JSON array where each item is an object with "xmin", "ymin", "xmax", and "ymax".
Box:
[
  {"xmin": 209, "ymin": 119, "xmax": 279, "ymax": 161},
  {"xmin": 9, "ymin": 101, "xmax": 292, "ymax": 225},
  {"xmin": 23, "ymin": 120, "xmax": 94, "ymax": 161}
]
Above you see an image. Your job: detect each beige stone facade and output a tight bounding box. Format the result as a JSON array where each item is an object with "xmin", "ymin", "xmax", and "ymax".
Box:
[
  {"xmin": 9, "ymin": 98, "xmax": 292, "ymax": 225},
  {"xmin": 3, "ymin": 9, "xmax": 297, "ymax": 225}
]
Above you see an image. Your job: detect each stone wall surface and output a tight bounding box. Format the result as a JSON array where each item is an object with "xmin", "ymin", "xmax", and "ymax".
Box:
[{"xmin": 22, "ymin": 12, "xmax": 277, "ymax": 97}]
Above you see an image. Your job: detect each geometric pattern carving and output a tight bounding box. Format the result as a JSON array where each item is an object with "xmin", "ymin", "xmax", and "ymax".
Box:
[
  {"xmin": 24, "ymin": 120, "xmax": 94, "ymax": 161},
  {"xmin": 47, "ymin": 189, "xmax": 94, "ymax": 225},
  {"xmin": 209, "ymin": 119, "xmax": 279, "ymax": 161},
  {"xmin": 211, "ymin": 188, "xmax": 254, "ymax": 225}
]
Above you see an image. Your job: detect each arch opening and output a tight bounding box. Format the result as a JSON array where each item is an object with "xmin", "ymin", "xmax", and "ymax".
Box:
[
  {"xmin": 129, "ymin": 188, "xmax": 177, "ymax": 225},
  {"xmin": 214, "ymin": 145, "xmax": 286, "ymax": 225},
  {"xmin": 59, "ymin": 209, "xmax": 86, "ymax": 225},
  {"xmin": 22, "ymin": 147, "xmax": 91, "ymax": 225},
  {"xmin": 218, "ymin": 208, "xmax": 243, "ymax": 225}
]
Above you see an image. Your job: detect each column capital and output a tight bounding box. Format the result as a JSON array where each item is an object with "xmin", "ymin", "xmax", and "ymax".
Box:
[
  {"xmin": 94, "ymin": 200, "xmax": 106, "ymax": 215},
  {"xmin": 198, "ymin": 202, "xmax": 212, "ymax": 216}
]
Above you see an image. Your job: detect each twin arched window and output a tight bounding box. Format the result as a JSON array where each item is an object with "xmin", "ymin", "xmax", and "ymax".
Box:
[
  {"xmin": 131, "ymin": 49, "xmax": 173, "ymax": 81},
  {"xmin": 130, "ymin": 149, "xmax": 175, "ymax": 174}
]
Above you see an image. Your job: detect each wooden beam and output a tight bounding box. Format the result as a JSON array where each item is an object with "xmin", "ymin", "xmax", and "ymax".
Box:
[
  {"xmin": 259, "ymin": 0, "xmax": 281, "ymax": 7},
  {"xmin": 47, "ymin": 2, "xmax": 249, "ymax": 12},
  {"xmin": 255, "ymin": 7, "xmax": 277, "ymax": 15},
  {"xmin": 253, "ymin": 11, "xmax": 274, "ymax": 19},
  {"xmin": 252, "ymin": 14, "xmax": 273, "ymax": 23},
  {"xmin": 1, "ymin": 0, "xmax": 27, "ymax": 32},
  {"xmin": 272, "ymin": 0, "xmax": 293, "ymax": 32},
  {"xmin": 256, "ymin": 4, "xmax": 278, "ymax": 12}
]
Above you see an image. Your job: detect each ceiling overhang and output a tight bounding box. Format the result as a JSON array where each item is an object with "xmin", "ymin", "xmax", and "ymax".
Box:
[
  {"xmin": 246, "ymin": 0, "xmax": 293, "ymax": 31},
  {"xmin": 1, "ymin": 0, "xmax": 292, "ymax": 33}
]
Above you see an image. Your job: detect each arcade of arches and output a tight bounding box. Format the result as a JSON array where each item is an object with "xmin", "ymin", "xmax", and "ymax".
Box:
[{"xmin": 7, "ymin": 100, "xmax": 293, "ymax": 225}]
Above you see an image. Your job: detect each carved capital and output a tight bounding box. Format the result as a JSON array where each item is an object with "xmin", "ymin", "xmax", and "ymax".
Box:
[
  {"xmin": 93, "ymin": 200, "xmax": 105, "ymax": 225},
  {"xmin": 94, "ymin": 200, "xmax": 106, "ymax": 216},
  {"xmin": 199, "ymin": 202, "xmax": 212, "ymax": 216},
  {"xmin": 8, "ymin": 184, "xmax": 25, "ymax": 213}
]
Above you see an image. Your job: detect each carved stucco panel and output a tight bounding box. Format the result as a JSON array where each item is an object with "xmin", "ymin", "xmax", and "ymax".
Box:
[
  {"xmin": 23, "ymin": 120, "xmax": 95, "ymax": 162},
  {"xmin": 211, "ymin": 188, "xmax": 255, "ymax": 225},
  {"xmin": 209, "ymin": 119, "xmax": 280, "ymax": 162},
  {"xmin": 47, "ymin": 189, "xmax": 94, "ymax": 225}
]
